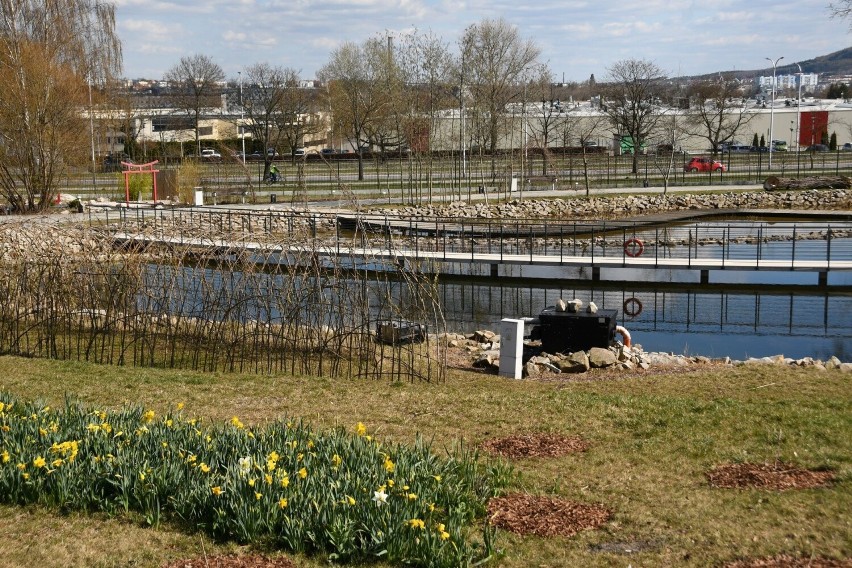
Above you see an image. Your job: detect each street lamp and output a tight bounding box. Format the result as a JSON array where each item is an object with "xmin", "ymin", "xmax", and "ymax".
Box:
[
  {"xmin": 795, "ymin": 63, "xmax": 803, "ymax": 176},
  {"xmin": 765, "ymin": 56, "xmax": 783, "ymax": 169},
  {"xmin": 238, "ymin": 71, "xmax": 246, "ymax": 165}
]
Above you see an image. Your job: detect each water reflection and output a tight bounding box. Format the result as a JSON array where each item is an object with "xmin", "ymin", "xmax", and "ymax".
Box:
[{"xmin": 439, "ymin": 280, "xmax": 852, "ymax": 361}]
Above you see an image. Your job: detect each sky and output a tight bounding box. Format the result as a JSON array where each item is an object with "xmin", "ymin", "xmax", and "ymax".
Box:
[{"xmin": 114, "ymin": 0, "xmax": 851, "ymax": 82}]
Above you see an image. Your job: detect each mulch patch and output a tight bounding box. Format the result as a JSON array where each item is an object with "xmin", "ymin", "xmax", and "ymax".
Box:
[
  {"xmin": 161, "ymin": 555, "xmax": 297, "ymax": 568},
  {"xmin": 480, "ymin": 433, "xmax": 589, "ymax": 459},
  {"xmin": 722, "ymin": 554, "xmax": 852, "ymax": 567},
  {"xmin": 487, "ymin": 493, "xmax": 611, "ymax": 538},
  {"xmin": 707, "ymin": 462, "xmax": 835, "ymax": 490}
]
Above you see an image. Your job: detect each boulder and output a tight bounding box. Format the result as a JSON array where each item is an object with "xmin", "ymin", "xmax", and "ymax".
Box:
[
  {"xmin": 557, "ymin": 351, "xmax": 590, "ymax": 373},
  {"xmin": 566, "ymin": 299, "xmax": 583, "ymax": 313},
  {"xmin": 524, "ymin": 360, "xmax": 541, "ymax": 378},
  {"xmin": 826, "ymin": 356, "xmax": 842, "ymax": 370},
  {"xmin": 587, "ymin": 301, "xmax": 598, "ymax": 314},
  {"xmin": 588, "ymin": 347, "xmax": 618, "ymax": 368}
]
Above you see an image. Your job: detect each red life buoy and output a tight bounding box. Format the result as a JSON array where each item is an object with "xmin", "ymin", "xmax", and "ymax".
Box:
[
  {"xmin": 623, "ymin": 297, "xmax": 643, "ymax": 317},
  {"xmin": 624, "ymin": 237, "xmax": 644, "ymax": 257}
]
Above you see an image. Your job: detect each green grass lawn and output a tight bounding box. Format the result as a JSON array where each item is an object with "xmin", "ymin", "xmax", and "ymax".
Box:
[{"xmin": 0, "ymin": 356, "xmax": 849, "ymax": 567}]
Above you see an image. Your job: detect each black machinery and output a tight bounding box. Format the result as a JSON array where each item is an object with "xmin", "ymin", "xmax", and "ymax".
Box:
[{"xmin": 530, "ymin": 306, "xmax": 617, "ymax": 354}]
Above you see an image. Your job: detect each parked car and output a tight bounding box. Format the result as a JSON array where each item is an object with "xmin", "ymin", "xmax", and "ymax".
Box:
[
  {"xmin": 684, "ymin": 157, "xmax": 727, "ymax": 173},
  {"xmin": 806, "ymin": 144, "xmax": 830, "ymax": 152},
  {"xmin": 266, "ymin": 148, "xmax": 280, "ymax": 158},
  {"xmin": 200, "ymin": 148, "xmax": 221, "ymax": 160},
  {"xmin": 320, "ymin": 148, "xmax": 336, "ymax": 155},
  {"xmin": 293, "ymin": 148, "xmax": 306, "ymax": 157},
  {"xmin": 772, "ymin": 140, "xmax": 788, "ymax": 152},
  {"xmin": 841, "ymin": 143, "xmax": 852, "ymax": 151}
]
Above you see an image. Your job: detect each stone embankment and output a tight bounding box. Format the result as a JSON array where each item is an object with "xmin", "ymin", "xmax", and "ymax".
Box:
[
  {"xmin": 369, "ymin": 189, "xmax": 852, "ymax": 220},
  {"xmin": 439, "ymin": 330, "xmax": 852, "ymax": 377}
]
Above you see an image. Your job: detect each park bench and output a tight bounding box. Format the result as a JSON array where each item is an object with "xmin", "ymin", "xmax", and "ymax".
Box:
[{"xmin": 525, "ymin": 175, "xmax": 558, "ymax": 191}]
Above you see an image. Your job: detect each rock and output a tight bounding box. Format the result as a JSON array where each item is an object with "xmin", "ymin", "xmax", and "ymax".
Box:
[
  {"xmin": 826, "ymin": 356, "xmax": 842, "ymax": 370},
  {"xmin": 588, "ymin": 347, "xmax": 618, "ymax": 368},
  {"xmin": 557, "ymin": 351, "xmax": 590, "ymax": 373},
  {"xmin": 639, "ymin": 361, "xmax": 651, "ymax": 370},
  {"xmin": 567, "ymin": 299, "xmax": 583, "ymax": 313},
  {"xmin": 472, "ymin": 330, "xmax": 496, "ymax": 343},
  {"xmin": 524, "ymin": 360, "xmax": 541, "ymax": 378},
  {"xmin": 838, "ymin": 363, "xmax": 852, "ymax": 373},
  {"xmin": 621, "ymin": 361, "xmax": 635, "ymax": 370},
  {"xmin": 556, "ymin": 298, "xmax": 567, "ymax": 312},
  {"xmin": 587, "ymin": 301, "xmax": 598, "ymax": 314}
]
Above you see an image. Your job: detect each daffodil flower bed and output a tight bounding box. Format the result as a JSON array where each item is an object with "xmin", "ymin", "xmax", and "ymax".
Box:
[{"xmin": 0, "ymin": 395, "xmax": 509, "ymax": 566}]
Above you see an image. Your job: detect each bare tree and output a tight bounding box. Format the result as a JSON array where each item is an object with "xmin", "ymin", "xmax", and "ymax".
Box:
[
  {"xmin": 0, "ymin": 0, "xmax": 121, "ymax": 212},
  {"xmin": 829, "ymin": 0, "xmax": 852, "ymax": 27},
  {"xmin": 684, "ymin": 77, "xmax": 754, "ymax": 156},
  {"xmin": 393, "ymin": 30, "xmax": 456, "ymax": 202},
  {"xmin": 459, "ymin": 17, "xmax": 541, "ymax": 175},
  {"xmin": 319, "ymin": 39, "xmax": 390, "ymax": 181},
  {"xmin": 601, "ymin": 59, "xmax": 666, "ymax": 174},
  {"xmin": 235, "ymin": 64, "xmax": 319, "ymax": 179},
  {"xmin": 650, "ymin": 113, "xmax": 689, "ymax": 194},
  {"xmin": 163, "ymin": 54, "xmax": 224, "ymax": 156}
]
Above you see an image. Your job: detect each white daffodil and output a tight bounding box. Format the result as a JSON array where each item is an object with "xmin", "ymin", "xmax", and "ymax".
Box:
[
  {"xmin": 238, "ymin": 456, "xmax": 252, "ymax": 475},
  {"xmin": 372, "ymin": 489, "xmax": 388, "ymax": 506}
]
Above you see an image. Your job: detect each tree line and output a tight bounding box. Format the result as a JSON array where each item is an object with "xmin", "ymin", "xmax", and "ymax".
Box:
[{"xmin": 1, "ymin": 0, "xmax": 846, "ymax": 212}]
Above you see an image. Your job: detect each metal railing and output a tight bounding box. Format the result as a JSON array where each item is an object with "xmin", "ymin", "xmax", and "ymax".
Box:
[{"xmin": 102, "ymin": 208, "xmax": 852, "ymax": 272}]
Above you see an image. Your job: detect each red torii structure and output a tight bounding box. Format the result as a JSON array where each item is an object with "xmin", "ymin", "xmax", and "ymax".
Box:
[{"xmin": 121, "ymin": 160, "xmax": 160, "ymax": 203}]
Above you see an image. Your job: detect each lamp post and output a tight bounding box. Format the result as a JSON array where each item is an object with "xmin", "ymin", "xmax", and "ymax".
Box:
[
  {"xmin": 795, "ymin": 63, "xmax": 803, "ymax": 176},
  {"xmin": 238, "ymin": 71, "xmax": 246, "ymax": 165},
  {"xmin": 765, "ymin": 56, "xmax": 783, "ymax": 169}
]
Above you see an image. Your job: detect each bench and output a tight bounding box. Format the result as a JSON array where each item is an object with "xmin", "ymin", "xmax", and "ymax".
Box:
[{"xmin": 525, "ymin": 176, "xmax": 558, "ymax": 190}]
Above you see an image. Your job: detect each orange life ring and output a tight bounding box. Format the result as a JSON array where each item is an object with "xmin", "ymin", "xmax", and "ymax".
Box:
[
  {"xmin": 624, "ymin": 237, "xmax": 644, "ymax": 257},
  {"xmin": 623, "ymin": 297, "xmax": 643, "ymax": 317}
]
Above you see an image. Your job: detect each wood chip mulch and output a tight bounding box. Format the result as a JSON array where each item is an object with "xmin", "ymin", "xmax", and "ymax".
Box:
[
  {"xmin": 723, "ymin": 554, "xmax": 852, "ymax": 567},
  {"xmin": 479, "ymin": 433, "xmax": 590, "ymax": 459},
  {"xmin": 487, "ymin": 493, "xmax": 611, "ymax": 538},
  {"xmin": 706, "ymin": 462, "xmax": 835, "ymax": 490},
  {"xmin": 161, "ymin": 555, "xmax": 297, "ymax": 568}
]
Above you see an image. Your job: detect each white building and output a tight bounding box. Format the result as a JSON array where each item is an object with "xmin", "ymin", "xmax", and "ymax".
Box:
[{"xmin": 755, "ymin": 73, "xmax": 819, "ymax": 93}]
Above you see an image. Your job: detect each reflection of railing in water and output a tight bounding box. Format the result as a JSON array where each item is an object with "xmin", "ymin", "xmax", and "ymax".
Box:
[{"xmin": 439, "ymin": 281, "xmax": 852, "ymax": 340}]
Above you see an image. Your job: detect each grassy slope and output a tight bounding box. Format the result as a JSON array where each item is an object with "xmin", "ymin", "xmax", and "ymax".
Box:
[{"xmin": 0, "ymin": 356, "xmax": 849, "ymax": 567}]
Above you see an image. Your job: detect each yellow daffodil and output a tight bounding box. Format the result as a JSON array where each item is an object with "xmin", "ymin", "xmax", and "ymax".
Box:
[
  {"xmin": 356, "ymin": 422, "xmax": 366, "ymax": 436},
  {"xmin": 0, "ymin": 402, "xmax": 5, "ymax": 413},
  {"xmin": 176, "ymin": 402, "xmax": 184, "ymax": 411},
  {"xmin": 38, "ymin": 427, "xmax": 47, "ymax": 437},
  {"xmin": 387, "ymin": 479, "xmax": 395, "ymax": 487},
  {"xmin": 433, "ymin": 475, "xmax": 442, "ymax": 482},
  {"xmin": 230, "ymin": 416, "xmax": 244, "ymax": 429},
  {"xmin": 32, "ymin": 456, "xmax": 46, "ymax": 468},
  {"xmin": 383, "ymin": 457, "xmax": 395, "ymax": 473},
  {"xmin": 267, "ymin": 451, "xmax": 280, "ymax": 463},
  {"xmin": 211, "ymin": 486, "xmax": 223, "ymax": 496},
  {"xmin": 428, "ymin": 502, "xmax": 436, "ymax": 512},
  {"xmin": 438, "ymin": 523, "xmax": 450, "ymax": 540},
  {"xmin": 1, "ymin": 450, "xmax": 9, "ymax": 463},
  {"xmin": 248, "ymin": 478, "xmax": 256, "ymax": 487},
  {"xmin": 278, "ymin": 497, "xmax": 288, "ymax": 509},
  {"xmin": 21, "ymin": 473, "xmax": 29, "ymax": 480},
  {"xmin": 306, "ymin": 440, "xmax": 314, "ymax": 449},
  {"xmin": 280, "ymin": 476, "xmax": 290, "ymax": 488},
  {"xmin": 254, "ymin": 492, "xmax": 262, "ymax": 501},
  {"xmin": 264, "ymin": 474, "xmax": 273, "ymax": 485},
  {"xmin": 346, "ymin": 495, "xmax": 356, "ymax": 506},
  {"xmin": 52, "ymin": 458, "xmax": 64, "ymax": 468},
  {"xmin": 407, "ymin": 518, "xmax": 425, "ymax": 530},
  {"xmin": 139, "ymin": 471, "xmax": 145, "ymax": 481},
  {"xmin": 331, "ymin": 454, "xmax": 342, "ymax": 468},
  {"xmin": 298, "ymin": 467, "xmax": 307, "ymax": 479},
  {"xmin": 165, "ymin": 419, "xmax": 173, "ymax": 428},
  {"xmin": 266, "ymin": 460, "xmax": 276, "ymax": 472},
  {"xmin": 407, "ymin": 493, "xmax": 417, "ymax": 501},
  {"xmin": 142, "ymin": 410, "xmax": 155, "ymax": 423},
  {"xmin": 297, "ymin": 452, "xmax": 304, "ymax": 462},
  {"xmin": 199, "ymin": 463, "xmax": 210, "ymax": 473}
]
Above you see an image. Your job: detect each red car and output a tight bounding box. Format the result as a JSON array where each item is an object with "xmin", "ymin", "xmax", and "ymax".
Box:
[{"xmin": 684, "ymin": 157, "xmax": 726, "ymax": 172}]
